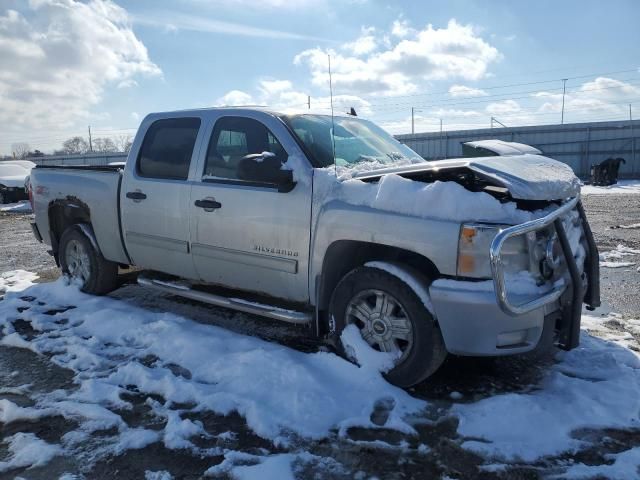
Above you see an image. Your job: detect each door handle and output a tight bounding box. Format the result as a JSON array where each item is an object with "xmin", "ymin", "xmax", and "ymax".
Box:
[
  {"xmin": 126, "ymin": 191, "xmax": 147, "ymax": 201},
  {"xmin": 194, "ymin": 199, "xmax": 222, "ymax": 210}
]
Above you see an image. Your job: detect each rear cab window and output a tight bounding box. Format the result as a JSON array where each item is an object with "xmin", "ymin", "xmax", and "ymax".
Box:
[{"xmin": 137, "ymin": 117, "xmax": 201, "ymax": 180}]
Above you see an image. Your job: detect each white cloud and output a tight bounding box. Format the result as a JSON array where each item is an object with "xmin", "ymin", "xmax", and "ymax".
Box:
[
  {"xmin": 133, "ymin": 12, "xmax": 327, "ymax": 41},
  {"xmin": 295, "ymin": 19, "xmax": 501, "ymax": 96},
  {"xmin": 391, "ymin": 18, "xmax": 412, "ymax": 38},
  {"xmin": 0, "ymin": 0, "xmax": 160, "ymax": 148},
  {"xmin": 343, "ymin": 27, "xmax": 377, "ymax": 56},
  {"xmin": 449, "ymin": 85, "xmax": 488, "ymax": 98},
  {"xmin": 532, "ymin": 77, "xmax": 640, "ymax": 119},
  {"xmin": 185, "ymin": 0, "xmax": 323, "ymax": 9},
  {"xmin": 486, "ymin": 100, "xmax": 521, "ymax": 115},
  {"xmin": 215, "ymin": 90, "xmax": 255, "ymax": 106},
  {"xmin": 215, "ymin": 78, "xmax": 372, "ymax": 115}
]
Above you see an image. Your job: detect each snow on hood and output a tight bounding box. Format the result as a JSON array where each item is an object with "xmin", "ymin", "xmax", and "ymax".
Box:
[
  {"xmin": 349, "ymin": 154, "xmax": 581, "ymax": 201},
  {"xmin": 463, "ymin": 140, "xmax": 542, "ymax": 156},
  {"xmin": 314, "ymin": 168, "xmax": 551, "ymax": 225},
  {"xmin": 467, "ymin": 155, "xmax": 581, "ymax": 201},
  {"xmin": 0, "ymin": 164, "xmax": 30, "ymax": 188}
]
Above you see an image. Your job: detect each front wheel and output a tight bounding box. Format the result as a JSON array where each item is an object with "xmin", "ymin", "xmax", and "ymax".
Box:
[
  {"xmin": 329, "ymin": 266, "xmax": 447, "ymax": 387},
  {"xmin": 59, "ymin": 225, "xmax": 118, "ymax": 295}
]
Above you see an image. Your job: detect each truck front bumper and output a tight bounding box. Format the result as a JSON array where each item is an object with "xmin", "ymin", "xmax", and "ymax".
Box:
[
  {"xmin": 429, "ymin": 280, "xmax": 560, "ymax": 355},
  {"xmin": 430, "ymin": 197, "xmax": 600, "ymax": 357}
]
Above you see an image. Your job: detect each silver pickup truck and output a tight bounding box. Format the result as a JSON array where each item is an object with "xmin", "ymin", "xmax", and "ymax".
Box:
[{"xmin": 29, "ymin": 108, "xmax": 600, "ymax": 386}]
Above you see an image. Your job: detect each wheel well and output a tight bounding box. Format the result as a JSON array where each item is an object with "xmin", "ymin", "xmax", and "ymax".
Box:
[
  {"xmin": 317, "ymin": 240, "xmax": 439, "ymax": 312},
  {"xmin": 48, "ymin": 197, "xmax": 91, "ymax": 263}
]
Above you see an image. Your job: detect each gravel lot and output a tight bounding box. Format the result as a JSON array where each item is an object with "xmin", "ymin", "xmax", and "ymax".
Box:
[{"xmin": 0, "ymin": 193, "xmax": 639, "ymax": 479}]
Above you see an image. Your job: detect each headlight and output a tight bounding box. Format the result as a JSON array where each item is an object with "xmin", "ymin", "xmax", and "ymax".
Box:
[{"xmin": 457, "ymin": 223, "xmax": 530, "ymax": 279}]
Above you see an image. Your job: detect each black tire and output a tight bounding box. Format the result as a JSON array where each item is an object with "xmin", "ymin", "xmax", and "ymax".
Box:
[
  {"xmin": 329, "ymin": 265, "xmax": 447, "ymax": 387},
  {"xmin": 59, "ymin": 225, "xmax": 118, "ymax": 295}
]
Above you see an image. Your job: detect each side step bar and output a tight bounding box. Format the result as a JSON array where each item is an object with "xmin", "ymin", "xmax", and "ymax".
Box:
[{"xmin": 137, "ymin": 275, "xmax": 312, "ymax": 325}]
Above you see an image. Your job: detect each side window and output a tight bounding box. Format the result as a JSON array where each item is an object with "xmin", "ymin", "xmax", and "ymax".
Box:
[
  {"xmin": 137, "ymin": 117, "xmax": 201, "ymax": 180},
  {"xmin": 204, "ymin": 117, "xmax": 288, "ymax": 183}
]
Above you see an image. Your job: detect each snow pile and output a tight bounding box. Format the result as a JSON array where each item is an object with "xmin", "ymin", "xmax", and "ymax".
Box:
[
  {"xmin": 453, "ymin": 313, "xmax": 640, "ymax": 463},
  {"xmin": 314, "ymin": 169, "xmax": 552, "ymax": 224},
  {"xmin": 0, "ymin": 270, "xmax": 38, "ymax": 295},
  {"xmin": 0, "ymin": 271, "xmax": 424, "ymax": 458},
  {"xmin": 557, "ymin": 446, "xmax": 640, "ymax": 480},
  {"xmin": 0, "ymin": 432, "xmax": 61, "ymax": 473},
  {"xmin": 205, "ymin": 451, "xmax": 302, "ymax": 479},
  {"xmin": 340, "ymin": 324, "xmax": 398, "ymax": 373},
  {"xmin": 581, "ymin": 180, "xmax": 640, "ymax": 195},
  {"xmin": 0, "ymin": 200, "xmax": 32, "ymax": 213},
  {"xmin": 145, "ymin": 471, "xmax": 173, "ymax": 480},
  {"xmin": 600, "ymin": 244, "xmax": 640, "ymax": 268}
]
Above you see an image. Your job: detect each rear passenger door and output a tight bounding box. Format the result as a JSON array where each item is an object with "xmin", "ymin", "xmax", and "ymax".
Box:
[
  {"xmin": 189, "ymin": 115, "xmax": 312, "ymax": 302},
  {"xmin": 121, "ymin": 116, "xmax": 204, "ymax": 279}
]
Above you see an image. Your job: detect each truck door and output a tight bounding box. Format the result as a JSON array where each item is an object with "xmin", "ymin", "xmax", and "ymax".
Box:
[
  {"xmin": 121, "ymin": 116, "xmax": 204, "ymax": 279},
  {"xmin": 189, "ymin": 115, "xmax": 312, "ymax": 302}
]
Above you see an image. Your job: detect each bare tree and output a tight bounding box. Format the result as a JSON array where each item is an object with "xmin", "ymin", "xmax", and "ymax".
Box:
[
  {"xmin": 114, "ymin": 134, "xmax": 133, "ymax": 153},
  {"xmin": 93, "ymin": 137, "xmax": 117, "ymax": 153},
  {"xmin": 11, "ymin": 142, "xmax": 31, "ymax": 159},
  {"xmin": 61, "ymin": 136, "xmax": 89, "ymax": 155}
]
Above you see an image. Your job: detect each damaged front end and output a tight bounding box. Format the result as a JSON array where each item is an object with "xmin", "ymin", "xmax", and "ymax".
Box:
[
  {"xmin": 356, "ymin": 155, "xmax": 599, "ymax": 352},
  {"xmin": 489, "ymin": 196, "xmax": 600, "ymax": 350}
]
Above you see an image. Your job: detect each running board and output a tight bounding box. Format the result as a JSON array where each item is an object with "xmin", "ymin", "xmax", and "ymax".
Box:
[{"xmin": 137, "ymin": 275, "xmax": 312, "ymax": 325}]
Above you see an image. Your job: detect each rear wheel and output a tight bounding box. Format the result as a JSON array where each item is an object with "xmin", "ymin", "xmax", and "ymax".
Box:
[
  {"xmin": 329, "ymin": 266, "xmax": 447, "ymax": 387},
  {"xmin": 59, "ymin": 226, "xmax": 118, "ymax": 295}
]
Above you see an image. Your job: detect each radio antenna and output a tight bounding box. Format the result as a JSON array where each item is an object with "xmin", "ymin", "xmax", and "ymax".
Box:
[{"xmin": 328, "ymin": 54, "xmax": 337, "ymax": 168}]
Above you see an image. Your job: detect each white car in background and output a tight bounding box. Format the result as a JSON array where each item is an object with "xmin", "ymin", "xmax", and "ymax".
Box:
[{"xmin": 0, "ymin": 160, "xmax": 35, "ymax": 204}]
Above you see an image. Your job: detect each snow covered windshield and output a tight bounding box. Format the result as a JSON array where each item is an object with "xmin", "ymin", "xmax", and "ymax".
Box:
[{"xmin": 281, "ymin": 114, "xmax": 422, "ymax": 168}]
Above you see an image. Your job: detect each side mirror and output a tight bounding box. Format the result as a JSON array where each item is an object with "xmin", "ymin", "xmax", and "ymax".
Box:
[
  {"xmin": 277, "ymin": 168, "xmax": 295, "ymax": 193},
  {"xmin": 237, "ymin": 153, "xmax": 296, "ymax": 192}
]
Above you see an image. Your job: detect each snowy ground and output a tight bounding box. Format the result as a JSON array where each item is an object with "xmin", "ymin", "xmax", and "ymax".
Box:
[
  {"xmin": 0, "ymin": 192, "xmax": 639, "ymax": 479},
  {"xmin": 0, "ymin": 201, "xmax": 31, "ymax": 214},
  {"xmin": 581, "ymin": 179, "xmax": 640, "ymax": 196},
  {"xmin": 0, "ymin": 271, "xmax": 638, "ymax": 479}
]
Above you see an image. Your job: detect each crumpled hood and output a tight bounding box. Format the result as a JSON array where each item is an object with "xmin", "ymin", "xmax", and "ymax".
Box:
[{"xmin": 352, "ymin": 154, "xmax": 581, "ymax": 201}]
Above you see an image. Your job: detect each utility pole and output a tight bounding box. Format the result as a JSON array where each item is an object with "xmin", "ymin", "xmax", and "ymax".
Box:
[
  {"xmin": 411, "ymin": 107, "xmax": 415, "ymax": 135},
  {"xmin": 88, "ymin": 125, "xmax": 93, "ymax": 153},
  {"xmin": 439, "ymin": 118, "xmax": 443, "ymax": 159},
  {"xmin": 631, "ymin": 104, "xmax": 635, "ymax": 172},
  {"xmin": 307, "ymin": 95, "xmax": 311, "ymax": 109},
  {"xmin": 561, "ymin": 78, "xmax": 568, "ymax": 125}
]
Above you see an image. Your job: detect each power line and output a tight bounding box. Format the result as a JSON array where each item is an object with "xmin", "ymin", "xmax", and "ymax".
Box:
[{"xmin": 333, "ymin": 67, "xmax": 640, "ymax": 102}]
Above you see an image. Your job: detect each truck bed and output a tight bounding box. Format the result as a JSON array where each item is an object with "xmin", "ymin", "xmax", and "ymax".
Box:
[{"xmin": 29, "ymin": 166, "xmax": 130, "ymax": 265}]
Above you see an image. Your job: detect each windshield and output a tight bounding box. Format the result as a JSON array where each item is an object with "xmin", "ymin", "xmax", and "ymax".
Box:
[{"xmin": 281, "ymin": 114, "xmax": 422, "ymax": 168}]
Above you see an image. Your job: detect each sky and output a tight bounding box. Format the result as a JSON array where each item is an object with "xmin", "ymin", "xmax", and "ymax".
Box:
[{"xmin": 0, "ymin": 0, "xmax": 639, "ymax": 155}]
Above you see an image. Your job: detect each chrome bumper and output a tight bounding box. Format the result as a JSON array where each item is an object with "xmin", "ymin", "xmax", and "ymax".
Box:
[
  {"xmin": 489, "ymin": 195, "xmax": 600, "ymax": 350},
  {"xmin": 490, "ymin": 196, "xmax": 579, "ymax": 316}
]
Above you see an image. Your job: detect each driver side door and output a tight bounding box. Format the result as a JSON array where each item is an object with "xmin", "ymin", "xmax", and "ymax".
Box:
[{"xmin": 189, "ymin": 115, "xmax": 312, "ymax": 302}]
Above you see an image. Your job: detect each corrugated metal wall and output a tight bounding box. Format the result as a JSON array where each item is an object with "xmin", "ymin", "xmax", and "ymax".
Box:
[
  {"xmin": 20, "ymin": 119, "xmax": 640, "ymax": 178},
  {"xmin": 395, "ymin": 119, "xmax": 640, "ymax": 178},
  {"xmin": 28, "ymin": 152, "xmax": 127, "ymax": 166}
]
